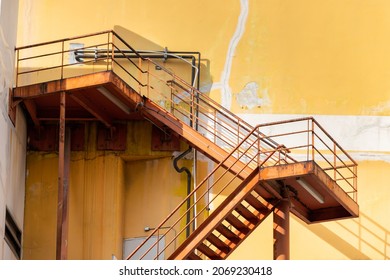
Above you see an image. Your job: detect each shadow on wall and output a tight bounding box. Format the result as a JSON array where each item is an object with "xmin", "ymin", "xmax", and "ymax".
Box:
[
  {"xmin": 114, "ymin": 25, "xmax": 213, "ymax": 94},
  {"xmin": 298, "ymin": 212, "xmax": 390, "ymax": 260}
]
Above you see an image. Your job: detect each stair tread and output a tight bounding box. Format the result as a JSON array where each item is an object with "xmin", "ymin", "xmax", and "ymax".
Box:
[
  {"xmin": 235, "ymin": 204, "xmax": 261, "ymax": 224},
  {"xmin": 206, "ymin": 233, "xmax": 232, "ymax": 254},
  {"xmin": 225, "ymin": 214, "xmax": 251, "ymax": 234},
  {"xmin": 245, "ymin": 193, "xmax": 267, "ymax": 212},
  {"xmin": 216, "ymin": 224, "xmax": 241, "ymax": 244},
  {"xmin": 187, "ymin": 252, "xmax": 202, "ymax": 260},
  {"xmin": 197, "ymin": 243, "xmax": 223, "ymax": 260}
]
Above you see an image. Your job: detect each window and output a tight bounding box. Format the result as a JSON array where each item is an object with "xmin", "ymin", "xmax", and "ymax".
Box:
[
  {"xmin": 4, "ymin": 208, "xmax": 22, "ymax": 259},
  {"xmin": 69, "ymin": 43, "xmax": 85, "ymax": 64}
]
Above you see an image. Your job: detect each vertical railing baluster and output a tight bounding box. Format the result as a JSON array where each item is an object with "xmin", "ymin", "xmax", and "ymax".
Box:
[
  {"xmin": 307, "ymin": 119, "xmax": 310, "ymax": 161},
  {"xmin": 106, "ymin": 32, "xmax": 110, "ymax": 71},
  {"xmin": 157, "ymin": 229, "xmax": 160, "ymax": 260},
  {"xmin": 138, "ymin": 57, "xmax": 142, "ymax": 95},
  {"xmin": 334, "ymin": 142, "xmax": 337, "ymax": 181},
  {"xmin": 147, "ymin": 60, "xmax": 150, "ymax": 98},
  {"xmin": 354, "ymin": 165, "xmax": 358, "ymax": 202},
  {"xmin": 214, "ymin": 110, "xmax": 217, "ymax": 143},
  {"xmin": 16, "ymin": 49, "xmax": 20, "ymax": 87},
  {"xmin": 311, "ymin": 119, "xmax": 315, "ymax": 161},
  {"xmin": 61, "ymin": 41, "xmax": 64, "ymax": 79}
]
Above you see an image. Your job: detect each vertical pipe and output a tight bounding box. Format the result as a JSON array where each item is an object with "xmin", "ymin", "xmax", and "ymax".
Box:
[
  {"xmin": 273, "ymin": 198, "xmax": 290, "ymax": 260},
  {"xmin": 56, "ymin": 91, "xmax": 70, "ymax": 260},
  {"xmin": 173, "ymin": 148, "xmax": 193, "ymax": 238}
]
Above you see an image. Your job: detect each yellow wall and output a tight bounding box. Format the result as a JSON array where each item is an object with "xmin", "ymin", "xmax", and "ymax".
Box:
[
  {"xmin": 18, "ymin": 0, "xmax": 390, "ymax": 260},
  {"xmin": 23, "ymin": 121, "xmax": 191, "ymax": 259}
]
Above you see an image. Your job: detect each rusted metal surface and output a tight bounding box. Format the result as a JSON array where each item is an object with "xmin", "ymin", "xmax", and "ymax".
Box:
[
  {"xmin": 56, "ymin": 91, "xmax": 70, "ymax": 260},
  {"xmin": 259, "ymin": 161, "xmax": 359, "ymax": 223},
  {"xmin": 23, "ymin": 99, "xmax": 40, "ymax": 127},
  {"xmin": 69, "ymin": 92, "xmax": 113, "ymax": 128},
  {"xmin": 8, "ymin": 89, "xmax": 17, "ymax": 126},
  {"xmin": 273, "ymin": 199, "xmax": 290, "ymax": 260},
  {"xmin": 151, "ymin": 126, "xmax": 180, "ymax": 151},
  {"xmin": 28, "ymin": 125, "xmax": 58, "ymax": 151},
  {"xmin": 27, "ymin": 124, "xmax": 84, "ymax": 151},
  {"xmin": 96, "ymin": 123, "xmax": 127, "ymax": 151}
]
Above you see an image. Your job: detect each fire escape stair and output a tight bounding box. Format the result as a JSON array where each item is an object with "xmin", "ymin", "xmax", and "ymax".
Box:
[
  {"xmin": 168, "ymin": 168, "xmax": 277, "ymax": 260},
  {"xmin": 12, "ymin": 30, "xmax": 359, "ymax": 260}
]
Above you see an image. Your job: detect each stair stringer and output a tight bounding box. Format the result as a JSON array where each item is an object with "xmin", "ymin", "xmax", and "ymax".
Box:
[
  {"xmin": 139, "ymin": 97, "xmax": 254, "ymax": 178},
  {"xmin": 168, "ymin": 168, "xmax": 278, "ymax": 260}
]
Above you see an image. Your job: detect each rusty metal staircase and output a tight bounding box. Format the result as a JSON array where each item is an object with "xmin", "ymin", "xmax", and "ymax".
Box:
[{"xmin": 11, "ymin": 30, "xmax": 359, "ymax": 260}]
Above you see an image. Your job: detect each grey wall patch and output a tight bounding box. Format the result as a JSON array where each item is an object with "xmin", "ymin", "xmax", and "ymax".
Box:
[{"xmin": 235, "ymin": 82, "xmax": 270, "ymax": 110}]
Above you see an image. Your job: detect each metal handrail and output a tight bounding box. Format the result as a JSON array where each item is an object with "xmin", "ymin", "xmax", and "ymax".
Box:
[
  {"xmin": 126, "ymin": 117, "xmax": 357, "ymax": 260},
  {"xmin": 126, "ymin": 122, "xmax": 286, "ymax": 260}
]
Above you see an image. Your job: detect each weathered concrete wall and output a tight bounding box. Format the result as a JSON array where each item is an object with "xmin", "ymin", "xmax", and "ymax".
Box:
[{"xmin": 0, "ymin": 0, "xmax": 25, "ymax": 260}]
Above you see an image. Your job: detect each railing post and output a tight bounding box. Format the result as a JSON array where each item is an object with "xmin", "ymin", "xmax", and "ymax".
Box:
[
  {"xmin": 138, "ymin": 57, "xmax": 142, "ymax": 95},
  {"xmin": 106, "ymin": 32, "xmax": 110, "ymax": 71},
  {"xmin": 214, "ymin": 110, "xmax": 217, "ymax": 143},
  {"xmin": 257, "ymin": 128, "xmax": 261, "ymax": 166},
  {"xmin": 61, "ymin": 41, "xmax": 65, "ymax": 79},
  {"xmin": 333, "ymin": 142, "xmax": 337, "ymax": 181},
  {"xmin": 147, "ymin": 60, "xmax": 150, "ymax": 98},
  {"xmin": 307, "ymin": 119, "xmax": 310, "ymax": 161},
  {"xmin": 354, "ymin": 165, "xmax": 358, "ymax": 202},
  {"xmin": 190, "ymin": 88, "xmax": 195, "ymax": 128},
  {"xmin": 156, "ymin": 229, "xmax": 160, "ymax": 260},
  {"xmin": 15, "ymin": 49, "xmax": 20, "ymax": 87},
  {"xmin": 237, "ymin": 119, "xmax": 240, "ymax": 158},
  {"xmin": 311, "ymin": 119, "xmax": 315, "ymax": 161}
]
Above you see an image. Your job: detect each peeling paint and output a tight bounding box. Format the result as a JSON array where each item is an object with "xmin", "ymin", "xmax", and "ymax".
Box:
[
  {"xmin": 362, "ymin": 100, "xmax": 390, "ymax": 115},
  {"xmin": 235, "ymin": 81, "xmax": 270, "ymax": 110},
  {"xmin": 220, "ymin": 0, "xmax": 249, "ymax": 109}
]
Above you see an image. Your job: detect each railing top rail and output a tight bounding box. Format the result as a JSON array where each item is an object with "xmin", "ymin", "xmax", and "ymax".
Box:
[
  {"xmin": 252, "ymin": 116, "xmax": 357, "ymax": 166},
  {"xmin": 15, "ymin": 30, "xmax": 146, "ymax": 61},
  {"xmin": 311, "ymin": 118, "xmax": 357, "ymax": 165},
  {"xmin": 15, "ymin": 30, "xmax": 113, "ymax": 50}
]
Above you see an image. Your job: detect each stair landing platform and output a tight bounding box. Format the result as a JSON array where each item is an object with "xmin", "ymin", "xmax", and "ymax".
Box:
[{"xmin": 258, "ymin": 161, "xmax": 358, "ymax": 223}]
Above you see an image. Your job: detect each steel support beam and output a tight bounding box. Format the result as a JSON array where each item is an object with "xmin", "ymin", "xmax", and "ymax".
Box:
[
  {"xmin": 273, "ymin": 198, "xmax": 290, "ymax": 260},
  {"xmin": 56, "ymin": 91, "xmax": 70, "ymax": 260}
]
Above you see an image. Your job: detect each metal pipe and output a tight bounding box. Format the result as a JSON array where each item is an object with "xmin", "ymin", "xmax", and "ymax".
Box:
[
  {"xmin": 74, "ymin": 49, "xmax": 200, "ymax": 88},
  {"xmin": 173, "ymin": 147, "xmax": 193, "ymax": 238}
]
